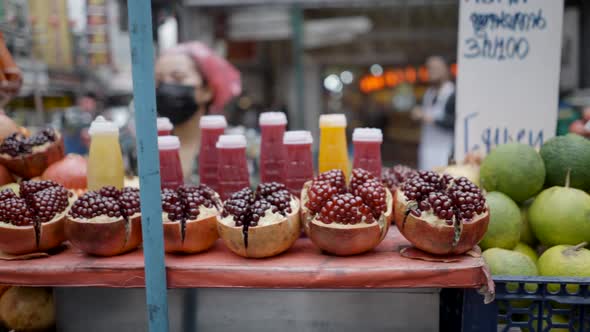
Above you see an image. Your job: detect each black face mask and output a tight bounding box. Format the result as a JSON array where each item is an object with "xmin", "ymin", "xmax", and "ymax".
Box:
[{"xmin": 156, "ymin": 83, "xmax": 199, "ymax": 125}]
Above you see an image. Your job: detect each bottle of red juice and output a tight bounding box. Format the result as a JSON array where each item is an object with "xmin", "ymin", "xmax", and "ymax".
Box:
[
  {"xmin": 216, "ymin": 134, "xmax": 250, "ymax": 200},
  {"xmin": 352, "ymin": 128, "xmax": 383, "ymax": 179},
  {"xmin": 158, "ymin": 135, "xmax": 184, "ymax": 190},
  {"xmin": 198, "ymin": 115, "xmax": 227, "ymax": 193},
  {"xmin": 259, "ymin": 112, "xmax": 287, "ymax": 183},
  {"xmin": 283, "ymin": 130, "xmax": 314, "ymax": 196}
]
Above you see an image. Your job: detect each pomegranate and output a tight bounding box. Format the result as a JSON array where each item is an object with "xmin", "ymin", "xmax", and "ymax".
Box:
[
  {"xmin": 0, "ymin": 180, "xmax": 74, "ymax": 255},
  {"xmin": 0, "ymin": 128, "xmax": 65, "ymax": 179},
  {"xmin": 0, "ymin": 113, "xmax": 18, "ymax": 143},
  {"xmin": 65, "ymin": 186, "xmax": 142, "ymax": 256},
  {"xmin": 217, "ymin": 182, "xmax": 301, "ymax": 258},
  {"xmin": 301, "ymin": 169, "xmax": 392, "ymax": 256},
  {"xmin": 381, "ymin": 165, "xmax": 417, "ymax": 192},
  {"xmin": 0, "ymin": 287, "xmax": 55, "ymax": 331},
  {"xmin": 0, "ymin": 164, "xmax": 13, "ymax": 186},
  {"xmin": 162, "ymin": 184, "xmax": 221, "ymax": 254},
  {"xmin": 393, "ymin": 171, "xmax": 490, "ymax": 255},
  {"xmin": 41, "ymin": 154, "xmax": 87, "ymax": 190}
]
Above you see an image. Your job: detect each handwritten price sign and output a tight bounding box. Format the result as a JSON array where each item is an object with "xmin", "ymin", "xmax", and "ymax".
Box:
[{"xmin": 455, "ymin": 0, "xmax": 564, "ymax": 161}]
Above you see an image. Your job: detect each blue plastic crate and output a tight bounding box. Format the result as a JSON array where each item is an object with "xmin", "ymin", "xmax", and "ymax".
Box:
[{"xmin": 459, "ymin": 276, "xmax": 590, "ymax": 332}]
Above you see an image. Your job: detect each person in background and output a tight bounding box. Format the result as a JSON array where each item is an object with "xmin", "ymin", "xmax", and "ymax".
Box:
[
  {"xmin": 63, "ymin": 92, "xmax": 97, "ymax": 155},
  {"xmin": 412, "ymin": 56, "xmax": 455, "ymax": 170},
  {"xmin": 154, "ymin": 42, "xmax": 241, "ymax": 180}
]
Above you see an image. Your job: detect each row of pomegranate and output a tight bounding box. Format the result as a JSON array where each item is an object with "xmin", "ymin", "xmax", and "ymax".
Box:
[{"xmin": 0, "ymin": 166, "xmax": 490, "ymax": 258}]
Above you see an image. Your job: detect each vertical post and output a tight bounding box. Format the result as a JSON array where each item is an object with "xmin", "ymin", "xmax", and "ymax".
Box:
[
  {"xmin": 290, "ymin": 5, "xmax": 304, "ymax": 129},
  {"xmin": 126, "ymin": 1, "xmax": 169, "ymax": 331}
]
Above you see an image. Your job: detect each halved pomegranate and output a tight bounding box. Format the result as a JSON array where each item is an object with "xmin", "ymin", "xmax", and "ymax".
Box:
[
  {"xmin": 393, "ymin": 171, "xmax": 489, "ymax": 255},
  {"xmin": 301, "ymin": 169, "xmax": 392, "ymax": 256},
  {"xmin": 162, "ymin": 184, "xmax": 221, "ymax": 254},
  {"xmin": 65, "ymin": 186, "xmax": 142, "ymax": 256},
  {"xmin": 0, "ymin": 164, "xmax": 14, "ymax": 186},
  {"xmin": 381, "ymin": 165, "xmax": 417, "ymax": 193},
  {"xmin": 217, "ymin": 182, "xmax": 300, "ymax": 258},
  {"xmin": 0, "ymin": 180, "xmax": 74, "ymax": 255},
  {"xmin": 0, "ymin": 128, "xmax": 64, "ymax": 179}
]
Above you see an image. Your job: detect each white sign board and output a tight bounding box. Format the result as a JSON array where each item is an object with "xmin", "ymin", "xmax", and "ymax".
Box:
[{"xmin": 455, "ymin": 0, "xmax": 564, "ymax": 162}]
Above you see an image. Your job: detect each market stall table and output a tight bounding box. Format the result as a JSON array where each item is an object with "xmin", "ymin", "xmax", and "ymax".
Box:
[
  {"xmin": 0, "ymin": 228, "xmax": 492, "ymax": 331},
  {"xmin": 0, "ymin": 228, "xmax": 490, "ymax": 289}
]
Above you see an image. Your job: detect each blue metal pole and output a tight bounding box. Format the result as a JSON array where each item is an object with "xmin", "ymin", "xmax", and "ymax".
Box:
[{"xmin": 126, "ymin": 1, "xmax": 169, "ymax": 331}]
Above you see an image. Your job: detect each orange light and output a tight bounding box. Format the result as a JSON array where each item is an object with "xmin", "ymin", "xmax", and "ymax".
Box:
[
  {"xmin": 360, "ymin": 75, "xmax": 385, "ymax": 93},
  {"xmin": 418, "ymin": 66, "xmax": 429, "ymax": 83},
  {"xmin": 450, "ymin": 63, "xmax": 458, "ymax": 77},
  {"xmin": 404, "ymin": 66, "xmax": 417, "ymax": 84}
]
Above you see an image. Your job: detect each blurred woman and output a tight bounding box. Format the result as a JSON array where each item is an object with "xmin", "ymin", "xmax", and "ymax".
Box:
[{"xmin": 154, "ymin": 42, "xmax": 241, "ymax": 180}]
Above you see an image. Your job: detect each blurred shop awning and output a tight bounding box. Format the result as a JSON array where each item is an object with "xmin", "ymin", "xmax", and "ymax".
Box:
[
  {"xmin": 227, "ymin": 8, "xmax": 372, "ymax": 49},
  {"xmin": 183, "ymin": 0, "xmax": 455, "ymax": 7}
]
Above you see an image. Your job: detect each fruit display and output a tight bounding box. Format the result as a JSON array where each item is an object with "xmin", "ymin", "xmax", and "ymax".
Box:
[
  {"xmin": 513, "ymin": 243, "xmax": 538, "ymax": 264},
  {"xmin": 381, "ymin": 165, "xmax": 416, "ymax": 192},
  {"xmin": 482, "ymin": 248, "xmax": 538, "ymax": 279},
  {"xmin": 0, "ymin": 287, "xmax": 55, "ymax": 331},
  {"xmin": 479, "ymin": 192, "xmax": 521, "ymax": 250},
  {"xmin": 437, "ymin": 163, "xmax": 480, "ymax": 187},
  {"xmin": 301, "ymin": 169, "xmax": 392, "ymax": 256},
  {"xmin": 480, "ymin": 143, "xmax": 545, "ymax": 203},
  {"xmin": 0, "ymin": 128, "xmax": 65, "ymax": 179},
  {"xmin": 162, "ymin": 184, "xmax": 221, "ymax": 254},
  {"xmin": 393, "ymin": 171, "xmax": 488, "ymax": 255},
  {"xmin": 217, "ymin": 182, "xmax": 300, "ymax": 258},
  {"xmin": 528, "ymin": 181, "xmax": 590, "ymax": 246},
  {"xmin": 0, "ymin": 180, "xmax": 74, "ymax": 255},
  {"xmin": 537, "ymin": 242, "xmax": 590, "ymax": 292},
  {"xmin": 41, "ymin": 153, "xmax": 88, "ymax": 191},
  {"xmin": 65, "ymin": 186, "xmax": 142, "ymax": 256},
  {"xmin": 519, "ymin": 201, "xmax": 537, "ymax": 246},
  {"xmin": 540, "ymin": 134, "xmax": 590, "ymax": 191}
]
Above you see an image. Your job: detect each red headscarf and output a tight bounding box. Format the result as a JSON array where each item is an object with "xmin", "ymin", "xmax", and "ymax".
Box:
[{"xmin": 164, "ymin": 42, "xmax": 241, "ymax": 114}]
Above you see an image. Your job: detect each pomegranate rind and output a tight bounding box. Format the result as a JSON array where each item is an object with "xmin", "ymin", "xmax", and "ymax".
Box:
[
  {"xmin": 0, "ymin": 224, "xmax": 37, "ymax": 255},
  {"xmin": 393, "ymin": 189, "xmax": 490, "ymax": 255},
  {"xmin": 65, "ymin": 214, "xmax": 142, "ymax": 257},
  {"xmin": 164, "ymin": 214, "xmax": 218, "ymax": 254},
  {"xmin": 0, "ymin": 193, "xmax": 74, "ymax": 255},
  {"xmin": 301, "ymin": 183, "xmax": 393, "ymax": 256},
  {"xmin": 216, "ymin": 198, "xmax": 301, "ymax": 258},
  {"xmin": 0, "ymin": 164, "xmax": 14, "ymax": 186},
  {"xmin": 0, "ymin": 134, "xmax": 65, "ymax": 179}
]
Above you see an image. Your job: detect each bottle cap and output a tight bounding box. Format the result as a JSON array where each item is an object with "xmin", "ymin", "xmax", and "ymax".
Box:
[
  {"xmin": 259, "ymin": 112, "xmax": 287, "ymax": 126},
  {"xmin": 283, "ymin": 131, "xmax": 313, "ymax": 145},
  {"xmin": 353, "ymin": 128, "xmax": 383, "ymax": 142},
  {"xmin": 200, "ymin": 115, "xmax": 227, "ymax": 129},
  {"xmin": 88, "ymin": 116, "xmax": 119, "ymax": 135},
  {"xmin": 216, "ymin": 134, "xmax": 247, "ymax": 149},
  {"xmin": 158, "ymin": 135, "xmax": 180, "ymax": 150},
  {"xmin": 319, "ymin": 114, "xmax": 347, "ymax": 127},
  {"xmin": 157, "ymin": 117, "xmax": 173, "ymax": 131}
]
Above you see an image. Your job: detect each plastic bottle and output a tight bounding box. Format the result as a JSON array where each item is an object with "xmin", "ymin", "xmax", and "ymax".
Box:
[
  {"xmin": 283, "ymin": 130, "xmax": 314, "ymax": 196},
  {"xmin": 87, "ymin": 116, "xmax": 124, "ymax": 190},
  {"xmin": 157, "ymin": 117, "xmax": 173, "ymax": 136},
  {"xmin": 352, "ymin": 128, "xmax": 383, "ymax": 179},
  {"xmin": 198, "ymin": 115, "xmax": 227, "ymax": 193},
  {"xmin": 318, "ymin": 114, "xmax": 349, "ymax": 175},
  {"xmin": 158, "ymin": 135, "xmax": 184, "ymax": 190},
  {"xmin": 216, "ymin": 134, "xmax": 250, "ymax": 200},
  {"xmin": 259, "ymin": 112, "xmax": 287, "ymax": 183}
]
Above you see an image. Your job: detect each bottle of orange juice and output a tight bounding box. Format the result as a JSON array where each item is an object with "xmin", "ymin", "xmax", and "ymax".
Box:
[
  {"xmin": 87, "ymin": 116, "xmax": 124, "ymax": 190},
  {"xmin": 318, "ymin": 114, "xmax": 349, "ymax": 175}
]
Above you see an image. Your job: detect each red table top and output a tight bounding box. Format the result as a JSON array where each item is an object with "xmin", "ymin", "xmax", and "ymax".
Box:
[{"xmin": 0, "ymin": 228, "xmax": 491, "ymax": 289}]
